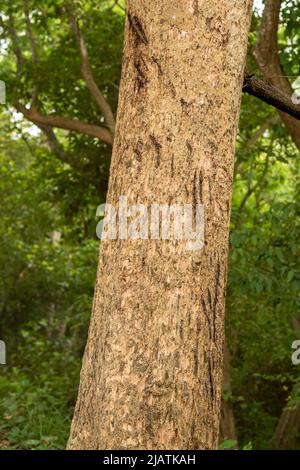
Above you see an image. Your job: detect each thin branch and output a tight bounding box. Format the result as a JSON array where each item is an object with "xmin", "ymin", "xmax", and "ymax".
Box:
[
  {"xmin": 236, "ymin": 149, "xmax": 271, "ymax": 228},
  {"xmin": 235, "ymin": 115, "xmax": 280, "ymax": 176},
  {"xmin": 243, "ymin": 115, "xmax": 280, "ymax": 153},
  {"xmin": 66, "ymin": 3, "xmax": 115, "ymax": 137},
  {"xmin": 6, "ymin": 5, "xmax": 112, "ymax": 147},
  {"xmin": 115, "ymin": 1, "xmax": 125, "ymax": 11},
  {"xmin": 15, "ymin": 102, "xmax": 113, "ymax": 144},
  {"xmin": 37, "ymin": 124, "xmax": 80, "ymax": 167},
  {"xmin": 5, "ymin": 105, "xmax": 35, "ymax": 157}
]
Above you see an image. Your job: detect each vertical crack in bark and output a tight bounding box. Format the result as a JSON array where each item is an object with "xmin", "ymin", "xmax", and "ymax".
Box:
[
  {"xmin": 194, "ymin": 318, "xmax": 201, "ymax": 375},
  {"xmin": 207, "ymin": 351, "xmax": 215, "ymax": 403},
  {"xmin": 134, "ymin": 56, "xmax": 149, "ymax": 93},
  {"xmin": 212, "ymin": 258, "xmax": 221, "ymax": 342},
  {"xmin": 201, "ymin": 296, "xmax": 212, "ymax": 341},
  {"xmin": 199, "ymin": 170, "xmax": 204, "ymax": 204},
  {"xmin": 134, "ymin": 139, "xmax": 143, "ymax": 162},
  {"xmin": 149, "ymin": 134, "xmax": 162, "ymax": 167},
  {"xmin": 127, "ymin": 12, "xmax": 149, "ymax": 45},
  {"xmin": 151, "ymin": 55, "xmax": 163, "ymax": 75}
]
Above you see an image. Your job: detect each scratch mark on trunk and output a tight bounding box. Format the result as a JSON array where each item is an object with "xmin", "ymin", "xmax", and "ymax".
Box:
[
  {"xmin": 208, "ymin": 176, "xmax": 213, "ymax": 205},
  {"xmin": 186, "ymin": 140, "xmax": 193, "ymax": 157},
  {"xmin": 194, "ymin": 318, "xmax": 201, "ymax": 375},
  {"xmin": 193, "ymin": 0, "xmax": 200, "ymax": 15},
  {"xmin": 128, "ymin": 13, "xmax": 148, "ymax": 46},
  {"xmin": 193, "ymin": 172, "xmax": 197, "ymax": 219},
  {"xmin": 212, "ymin": 258, "xmax": 221, "ymax": 342},
  {"xmin": 150, "ymin": 134, "xmax": 162, "ymax": 168},
  {"xmin": 134, "ymin": 139, "xmax": 143, "ymax": 162},
  {"xmin": 207, "ymin": 352, "xmax": 215, "ymax": 402},
  {"xmin": 201, "ymin": 296, "xmax": 212, "ymax": 341},
  {"xmin": 199, "ymin": 170, "xmax": 204, "ymax": 204},
  {"xmin": 151, "ymin": 56, "xmax": 163, "ymax": 75},
  {"xmin": 134, "ymin": 57, "xmax": 148, "ymax": 93},
  {"xmin": 171, "ymin": 155, "xmax": 174, "ymax": 177}
]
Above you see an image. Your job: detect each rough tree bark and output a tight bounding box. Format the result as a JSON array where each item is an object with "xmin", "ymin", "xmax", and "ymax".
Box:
[{"xmin": 68, "ymin": 0, "xmax": 253, "ymax": 450}]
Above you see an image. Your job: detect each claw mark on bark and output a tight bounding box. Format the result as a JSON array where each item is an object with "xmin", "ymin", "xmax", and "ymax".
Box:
[
  {"xmin": 149, "ymin": 134, "xmax": 162, "ymax": 168},
  {"xmin": 151, "ymin": 56, "xmax": 163, "ymax": 75},
  {"xmin": 179, "ymin": 320, "xmax": 183, "ymax": 341},
  {"xmin": 192, "ymin": 171, "xmax": 199, "ymax": 223},
  {"xmin": 201, "ymin": 296, "xmax": 212, "ymax": 341},
  {"xmin": 168, "ymin": 81, "xmax": 176, "ymax": 98},
  {"xmin": 134, "ymin": 57, "xmax": 148, "ymax": 93},
  {"xmin": 171, "ymin": 155, "xmax": 174, "ymax": 177},
  {"xmin": 207, "ymin": 353, "xmax": 215, "ymax": 401},
  {"xmin": 207, "ymin": 288, "xmax": 212, "ymax": 310},
  {"xmin": 134, "ymin": 139, "xmax": 143, "ymax": 162},
  {"xmin": 226, "ymin": 200, "xmax": 230, "ymax": 213},
  {"xmin": 194, "ymin": 319, "xmax": 201, "ymax": 375},
  {"xmin": 193, "ymin": 0, "xmax": 200, "ymax": 15},
  {"xmin": 180, "ymin": 98, "xmax": 188, "ymax": 107},
  {"xmin": 127, "ymin": 13, "xmax": 148, "ymax": 45},
  {"xmin": 212, "ymin": 258, "xmax": 221, "ymax": 342},
  {"xmin": 180, "ymin": 98, "xmax": 191, "ymax": 113},
  {"xmin": 199, "ymin": 170, "xmax": 204, "ymax": 204},
  {"xmin": 186, "ymin": 140, "xmax": 193, "ymax": 156},
  {"xmin": 208, "ymin": 176, "xmax": 213, "ymax": 205}
]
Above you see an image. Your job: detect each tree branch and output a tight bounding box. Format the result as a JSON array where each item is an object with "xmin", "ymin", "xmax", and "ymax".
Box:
[
  {"xmin": 37, "ymin": 124, "xmax": 80, "ymax": 167},
  {"xmin": 66, "ymin": 3, "xmax": 116, "ymax": 137},
  {"xmin": 15, "ymin": 102, "xmax": 113, "ymax": 145},
  {"xmin": 243, "ymin": 115, "xmax": 280, "ymax": 153},
  {"xmin": 243, "ymin": 75, "xmax": 300, "ymax": 121},
  {"xmin": 5, "ymin": 6, "xmax": 113, "ymax": 147}
]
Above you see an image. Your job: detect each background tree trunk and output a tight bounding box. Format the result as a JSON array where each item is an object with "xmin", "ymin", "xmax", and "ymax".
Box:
[
  {"xmin": 68, "ymin": 0, "xmax": 253, "ymax": 450},
  {"xmin": 254, "ymin": 0, "xmax": 300, "ymax": 150},
  {"xmin": 269, "ymin": 386, "xmax": 300, "ymax": 450}
]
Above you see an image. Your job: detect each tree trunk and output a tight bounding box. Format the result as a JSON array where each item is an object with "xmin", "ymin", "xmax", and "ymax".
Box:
[
  {"xmin": 270, "ymin": 319, "xmax": 300, "ymax": 449},
  {"xmin": 269, "ymin": 384, "xmax": 300, "ymax": 450},
  {"xmin": 254, "ymin": 0, "xmax": 300, "ymax": 150},
  {"xmin": 68, "ymin": 0, "xmax": 253, "ymax": 450}
]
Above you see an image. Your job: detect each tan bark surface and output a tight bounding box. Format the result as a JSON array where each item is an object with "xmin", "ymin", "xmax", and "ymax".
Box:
[{"xmin": 68, "ymin": 0, "xmax": 253, "ymax": 450}]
